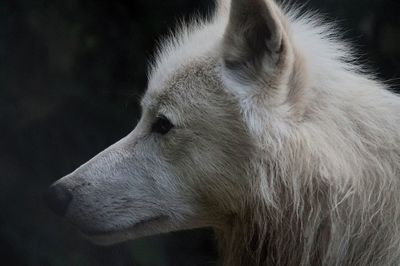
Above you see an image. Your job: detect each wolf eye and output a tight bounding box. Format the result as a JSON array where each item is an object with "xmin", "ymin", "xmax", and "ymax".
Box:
[{"xmin": 151, "ymin": 115, "xmax": 174, "ymax": 135}]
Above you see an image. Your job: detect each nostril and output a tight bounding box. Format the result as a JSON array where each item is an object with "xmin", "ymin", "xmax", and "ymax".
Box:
[{"xmin": 44, "ymin": 183, "xmax": 73, "ymax": 217}]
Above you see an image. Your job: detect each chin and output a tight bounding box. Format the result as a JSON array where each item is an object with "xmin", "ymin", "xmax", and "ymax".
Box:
[{"xmin": 80, "ymin": 215, "xmax": 171, "ymax": 246}]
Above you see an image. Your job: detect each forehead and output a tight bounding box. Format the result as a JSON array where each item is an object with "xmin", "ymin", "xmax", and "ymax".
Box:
[
  {"xmin": 142, "ymin": 58, "xmax": 223, "ymax": 113},
  {"xmin": 142, "ymin": 19, "xmax": 227, "ymax": 111}
]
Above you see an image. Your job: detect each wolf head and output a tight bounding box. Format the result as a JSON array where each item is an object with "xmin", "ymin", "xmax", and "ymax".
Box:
[{"xmin": 45, "ymin": 0, "xmax": 312, "ymax": 245}]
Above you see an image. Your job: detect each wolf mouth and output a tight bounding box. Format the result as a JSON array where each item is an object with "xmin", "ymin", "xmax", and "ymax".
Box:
[{"xmin": 82, "ymin": 215, "xmax": 169, "ymax": 237}]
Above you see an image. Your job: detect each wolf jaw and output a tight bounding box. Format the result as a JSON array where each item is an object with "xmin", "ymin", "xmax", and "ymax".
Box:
[{"xmin": 46, "ymin": 0, "xmax": 400, "ymax": 265}]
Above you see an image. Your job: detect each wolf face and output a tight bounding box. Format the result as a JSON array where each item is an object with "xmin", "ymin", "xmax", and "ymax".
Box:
[
  {"xmin": 45, "ymin": 0, "xmax": 296, "ymax": 245},
  {"xmin": 46, "ymin": 61, "xmax": 256, "ymax": 245},
  {"xmin": 44, "ymin": 0, "xmax": 304, "ymax": 245}
]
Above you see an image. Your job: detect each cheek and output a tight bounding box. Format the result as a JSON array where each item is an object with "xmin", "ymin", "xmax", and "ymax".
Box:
[{"xmin": 161, "ymin": 135, "xmax": 249, "ymax": 210}]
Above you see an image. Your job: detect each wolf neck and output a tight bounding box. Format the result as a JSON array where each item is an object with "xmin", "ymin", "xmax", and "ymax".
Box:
[
  {"xmin": 215, "ymin": 188, "xmax": 330, "ymax": 266},
  {"xmin": 214, "ymin": 132, "xmax": 400, "ymax": 266}
]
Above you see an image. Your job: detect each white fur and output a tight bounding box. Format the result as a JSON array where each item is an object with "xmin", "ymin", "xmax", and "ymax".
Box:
[{"xmin": 50, "ymin": 1, "xmax": 400, "ymax": 265}]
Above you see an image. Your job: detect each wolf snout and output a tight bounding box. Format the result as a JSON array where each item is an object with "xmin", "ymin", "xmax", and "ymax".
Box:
[{"xmin": 44, "ymin": 183, "xmax": 73, "ymax": 217}]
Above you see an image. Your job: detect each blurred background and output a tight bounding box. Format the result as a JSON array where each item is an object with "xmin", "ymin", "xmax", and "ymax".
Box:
[{"xmin": 1, "ymin": 0, "xmax": 399, "ymax": 265}]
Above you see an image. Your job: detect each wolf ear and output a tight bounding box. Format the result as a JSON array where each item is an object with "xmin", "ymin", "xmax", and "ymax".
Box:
[{"xmin": 221, "ymin": 0, "xmax": 291, "ymax": 96}]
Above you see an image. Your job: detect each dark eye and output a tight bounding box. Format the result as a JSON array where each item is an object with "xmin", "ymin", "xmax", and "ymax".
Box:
[{"xmin": 151, "ymin": 115, "xmax": 174, "ymax": 135}]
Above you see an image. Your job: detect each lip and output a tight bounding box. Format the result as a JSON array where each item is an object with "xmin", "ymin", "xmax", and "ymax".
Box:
[{"xmin": 81, "ymin": 215, "xmax": 169, "ymax": 237}]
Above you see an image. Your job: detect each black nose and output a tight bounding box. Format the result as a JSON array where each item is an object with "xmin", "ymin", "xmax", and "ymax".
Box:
[{"xmin": 44, "ymin": 183, "xmax": 73, "ymax": 217}]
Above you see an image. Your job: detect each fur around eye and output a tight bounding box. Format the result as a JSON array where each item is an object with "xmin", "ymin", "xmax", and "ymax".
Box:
[{"xmin": 151, "ymin": 115, "xmax": 174, "ymax": 135}]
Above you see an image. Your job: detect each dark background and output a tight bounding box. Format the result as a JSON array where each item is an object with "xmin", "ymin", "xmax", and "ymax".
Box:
[{"xmin": 1, "ymin": 0, "xmax": 399, "ymax": 265}]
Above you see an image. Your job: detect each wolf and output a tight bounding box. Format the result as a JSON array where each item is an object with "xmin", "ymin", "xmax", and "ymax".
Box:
[{"xmin": 45, "ymin": 0, "xmax": 400, "ymax": 265}]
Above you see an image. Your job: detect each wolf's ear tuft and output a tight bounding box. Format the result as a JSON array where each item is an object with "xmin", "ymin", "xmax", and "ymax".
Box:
[
  {"xmin": 221, "ymin": 0, "xmax": 291, "ymax": 95},
  {"xmin": 216, "ymin": 0, "xmax": 231, "ymax": 16}
]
